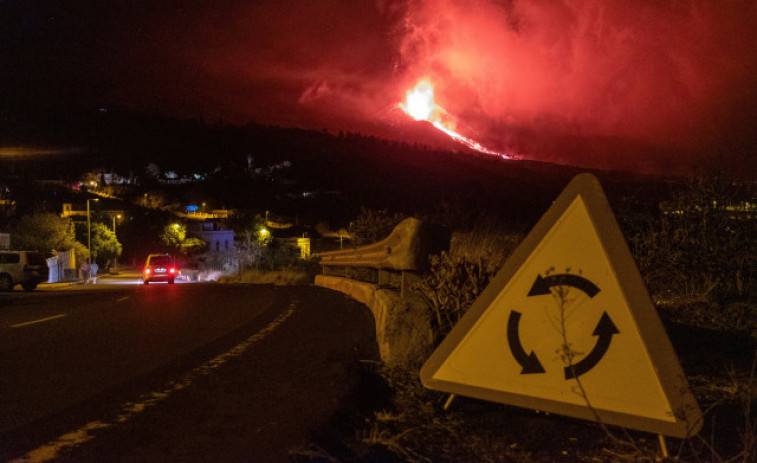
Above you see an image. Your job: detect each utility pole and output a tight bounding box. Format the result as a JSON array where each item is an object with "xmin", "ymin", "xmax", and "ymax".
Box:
[
  {"xmin": 87, "ymin": 198, "xmax": 99, "ymax": 264},
  {"xmin": 87, "ymin": 199, "xmax": 91, "ymax": 264}
]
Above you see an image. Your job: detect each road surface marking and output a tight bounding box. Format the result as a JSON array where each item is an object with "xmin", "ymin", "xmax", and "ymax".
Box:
[
  {"xmin": 11, "ymin": 314, "xmax": 67, "ymax": 328},
  {"xmin": 116, "ymin": 296, "xmax": 129, "ymax": 302},
  {"xmin": 10, "ymin": 301, "xmax": 299, "ymax": 463}
]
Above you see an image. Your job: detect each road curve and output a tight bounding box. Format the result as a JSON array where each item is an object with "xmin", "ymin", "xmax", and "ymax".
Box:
[{"xmin": 0, "ymin": 284, "xmax": 380, "ymax": 462}]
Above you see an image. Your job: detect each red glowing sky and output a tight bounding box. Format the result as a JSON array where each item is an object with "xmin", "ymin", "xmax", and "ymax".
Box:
[{"xmin": 4, "ymin": 0, "xmax": 757, "ymax": 176}]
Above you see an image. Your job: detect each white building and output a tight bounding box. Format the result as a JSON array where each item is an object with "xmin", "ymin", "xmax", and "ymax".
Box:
[{"xmin": 187, "ymin": 221, "xmax": 234, "ymax": 255}]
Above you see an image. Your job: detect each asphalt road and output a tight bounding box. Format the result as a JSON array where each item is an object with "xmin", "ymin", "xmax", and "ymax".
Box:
[{"xmin": 0, "ymin": 278, "xmax": 381, "ymax": 462}]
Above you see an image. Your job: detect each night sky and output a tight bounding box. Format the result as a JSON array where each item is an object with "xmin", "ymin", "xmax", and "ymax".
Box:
[{"xmin": 3, "ymin": 0, "xmax": 757, "ymax": 177}]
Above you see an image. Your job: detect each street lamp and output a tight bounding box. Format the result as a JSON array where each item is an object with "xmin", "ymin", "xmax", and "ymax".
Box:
[
  {"xmin": 112, "ymin": 214, "xmax": 121, "ymax": 273},
  {"xmin": 86, "ymin": 198, "xmax": 99, "ymax": 264}
]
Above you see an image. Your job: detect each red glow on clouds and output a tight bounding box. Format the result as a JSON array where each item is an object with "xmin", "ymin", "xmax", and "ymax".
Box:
[
  {"xmin": 173, "ymin": 1, "xmax": 757, "ymax": 174},
  {"xmin": 15, "ymin": 0, "xmax": 755, "ymax": 175},
  {"xmin": 385, "ymin": 0, "xmax": 757, "ymax": 173}
]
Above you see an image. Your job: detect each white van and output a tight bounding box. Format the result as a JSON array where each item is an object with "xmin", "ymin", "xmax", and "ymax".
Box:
[{"xmin": 0, "ymin": 251, "xmax": 50, "ymax": 291}]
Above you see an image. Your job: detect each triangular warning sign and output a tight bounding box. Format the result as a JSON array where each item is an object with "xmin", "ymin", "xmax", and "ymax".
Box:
[{"xmin": 420, "ymin": 173, "xmax": 702, "ymax": 438}]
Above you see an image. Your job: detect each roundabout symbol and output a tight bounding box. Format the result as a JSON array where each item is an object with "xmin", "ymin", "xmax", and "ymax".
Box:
[{"xmin": 507, "ymin": 273, "xmax": 619, "ymax": 379}]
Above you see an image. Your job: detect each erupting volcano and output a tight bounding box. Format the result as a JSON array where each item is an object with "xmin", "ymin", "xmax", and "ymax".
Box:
[
  {"xmin": 5, "ymin": 0, "xmax": 756, "ymax": 177},
  {"xmin": 400, "ymin": 80, "xmax": 512, "ymax": 160}
]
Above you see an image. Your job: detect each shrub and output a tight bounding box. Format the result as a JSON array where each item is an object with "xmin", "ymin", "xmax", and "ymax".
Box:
[
  {"xmin": 349, "ymin": 207, "xmax": 406, "ymax": 247},
  {"xmin": 413, "ymin": 216, "xmax": 524, "ymax": 344},
  {"xmin": 623, "ymin": 174, "xmax": 757, "ymax": 305},
  {"xmin": 449, "ymin": 215, "xmax": 525, "ymax": 275},
  {"xmin": 218, "ymin": 268, "xmax": 312, "ymax": 285},
  {"xmin": 413, "ymin": 251, "xmax": 495, "ymax": 344},
  {"xmin": 283, "ymin": 256, "xmax": 321, "ymax": 276}
]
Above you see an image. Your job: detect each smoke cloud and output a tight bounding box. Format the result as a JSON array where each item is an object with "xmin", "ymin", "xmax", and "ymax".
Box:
[
  {"xmin": 382, "ymin": 0, "xmax": 757, "ymax": 173},
  {"xmin": 7, "ymin": 0, "xmax": 755, "ymax": 175}
]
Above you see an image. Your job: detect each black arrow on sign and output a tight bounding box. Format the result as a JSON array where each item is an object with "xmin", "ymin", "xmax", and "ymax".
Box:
[
  {"xmin": 564, "ymin": 312, "xmax": 619, "ymax": 379},
  {"xmin": 507, "ymin": 311, "xmax": 545, "ymax": 374},
  {"xmin": 528, "ymin": 274, "xmax": 601, "ymax": 298}
]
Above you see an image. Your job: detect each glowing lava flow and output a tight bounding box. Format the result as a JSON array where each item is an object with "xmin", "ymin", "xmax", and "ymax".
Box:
[{"xmin": 400, "ymin": 80, "xmax": 511, "ymax": 159}]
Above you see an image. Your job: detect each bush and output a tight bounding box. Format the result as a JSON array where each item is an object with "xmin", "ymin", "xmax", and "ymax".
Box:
[
  {"xmin": 283, "ymin": 256, "xmax": 322, "ymax": 277},
  {"xmin": 349, "ymin": 207, "xmax": 406, "ymax": 247},
  {"xmin": 623, "ymin": 174, "xmax": 757, "ymax": 305},
  {"xmin": 413, "ymin": 217, "xmax": 523, "ymax": 344},
  {"xmin": 218, "ymin": 268, "xmax": 313, "ymax": 285},
  {"xmin": 449, "ymin": 215, "xmax": 524, "ymax": 275},
  {"xmin": 413, "ymin": 252, "xmax": 495, "ymax": 344}
]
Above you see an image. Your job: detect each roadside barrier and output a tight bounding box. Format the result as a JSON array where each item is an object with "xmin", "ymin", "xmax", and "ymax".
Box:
[
  {"xmin": 315, "ymin": 218, "xmax": 449, "ymax": 365},
  {"xmin": 316, "ymin": 217, "xmax": 449, "ymax": 297}
]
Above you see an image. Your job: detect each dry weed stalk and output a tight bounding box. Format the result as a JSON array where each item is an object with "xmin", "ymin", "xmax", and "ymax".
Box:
[{"xmin": 550, "ymin": 275, "xmax": 660, "ymax": 461}]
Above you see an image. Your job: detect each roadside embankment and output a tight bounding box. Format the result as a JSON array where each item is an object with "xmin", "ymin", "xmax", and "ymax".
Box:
[{"xmin": 315, "ymin": 275, "xmax": 432, "ymax": 366}]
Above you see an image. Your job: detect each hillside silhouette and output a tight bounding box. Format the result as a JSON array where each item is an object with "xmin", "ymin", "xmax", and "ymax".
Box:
[{"xmin": 1, "ymin": 106, "xmax": 668, "ymax": 225}]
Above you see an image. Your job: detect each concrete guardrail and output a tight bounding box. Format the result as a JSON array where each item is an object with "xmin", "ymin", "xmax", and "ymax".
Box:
[
  {"xmin": 314, "ymin": 218, "xmax": 449, "ymax": 365},
  {"xmin": 316, "ymin": 217, "xmax": 449, "ymax": 297}
]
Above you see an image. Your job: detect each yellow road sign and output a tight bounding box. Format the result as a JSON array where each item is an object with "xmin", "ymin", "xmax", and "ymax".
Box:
[{"xmin": 420, "ymin": 173, "xmax": 702, "ymax": 437}]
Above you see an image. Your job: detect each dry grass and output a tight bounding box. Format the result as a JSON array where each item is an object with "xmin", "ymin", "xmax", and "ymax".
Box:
[
  {"xmin": 448, "ymin": 215, "xmax": 524, "ymax": 274},
  {"xmin": 217, "ymin": 268, "xmax": 313, "ymax": 285}
]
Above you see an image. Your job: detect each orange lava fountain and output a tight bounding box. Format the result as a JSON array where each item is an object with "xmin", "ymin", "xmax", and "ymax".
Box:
[{"xmin": 400, "ymin": 80, "xmax": 512, "ymax": 159}]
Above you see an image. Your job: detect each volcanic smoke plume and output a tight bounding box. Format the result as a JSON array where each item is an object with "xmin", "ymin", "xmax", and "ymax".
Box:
[
  {"xmin": 379, "ymin": 0, "xmax": 757, "ymax": 174},
  {"xmin": 9, "ymin": 0, "xmax": 755, "ymax": 176}
]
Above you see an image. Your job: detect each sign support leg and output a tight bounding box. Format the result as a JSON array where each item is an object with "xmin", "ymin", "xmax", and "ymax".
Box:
[
  {"xmin": 443, "ymin": 394, "xmax": 456, "ymax": 411},
  {"xmin": 658, "ymin": 434, "xmax": 668, "ymax": 458}
]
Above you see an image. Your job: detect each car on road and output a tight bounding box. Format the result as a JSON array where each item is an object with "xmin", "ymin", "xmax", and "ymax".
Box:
[
  {"xmin": 0, "ymin": 250, "xmax": 50, "ymax": 291},
  {"xmin": 142, "ymin": 254, "xmax": 176, "ymax": 284}
]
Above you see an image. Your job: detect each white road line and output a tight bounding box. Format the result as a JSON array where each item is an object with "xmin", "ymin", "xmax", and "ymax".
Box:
[
  {"xmin": 10, "ymin": 301, "xmax": 299, "ymax": 463},
  {"xmin": 11, "ymin": 314, "xmax": 67, "ymax": 328}
]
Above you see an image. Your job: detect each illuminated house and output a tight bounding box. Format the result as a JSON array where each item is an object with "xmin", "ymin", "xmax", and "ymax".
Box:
[{"xmin": 186, "ymin": 220, "xmax": 234, "ymax": 255}]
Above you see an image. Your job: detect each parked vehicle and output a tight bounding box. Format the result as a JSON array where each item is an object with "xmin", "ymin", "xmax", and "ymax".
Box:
[
  {"xmin": 142, "ymin": 254, "xmax": 176, "ymax": 284},
  {"xmin": 176, "ymin": 259, "xmax": 201, "ymax": 282},
  {"xmin": 0, "ymin": 251, "xmax": 50, "ymax": 291}
]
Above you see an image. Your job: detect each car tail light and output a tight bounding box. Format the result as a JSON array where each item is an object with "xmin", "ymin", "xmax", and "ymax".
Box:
[
  {"xmin": 144, "ymin": 268, "xmax": 151, "ymax": 275},
  {"xmin": 169, "ymin": 267, "xmax": 176, "ymax": 274}
]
